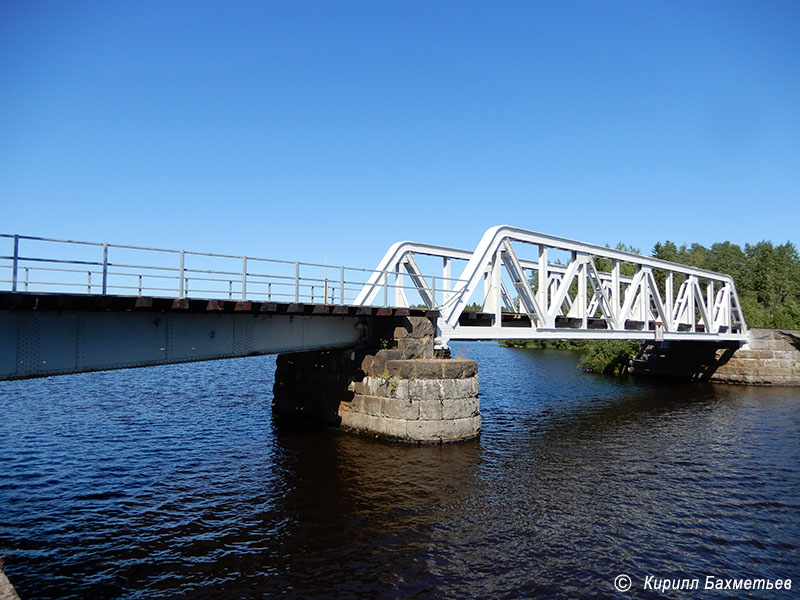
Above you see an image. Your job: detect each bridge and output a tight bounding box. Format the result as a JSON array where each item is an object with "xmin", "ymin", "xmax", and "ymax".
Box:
[
  {"xmin": 1, "ymin": 225, "xmax": 747, "ymax": 382},
  {"xmin": 0, "ymin": 226, "xmax": 749, "ymax": 442}
]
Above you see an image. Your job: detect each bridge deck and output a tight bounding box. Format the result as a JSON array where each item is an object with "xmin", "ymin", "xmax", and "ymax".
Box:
[
  {"xmin": 0, "ymin": 292, "xmax": 437, "ymax": 319},
  {"xmin": 0, "ymin": 292, "xmax": 436, "ymax": 381}
]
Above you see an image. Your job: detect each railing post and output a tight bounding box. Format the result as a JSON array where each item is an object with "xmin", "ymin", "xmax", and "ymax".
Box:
[
  {"xmin": 383, "ymin": 271, "xmax": 388, "ymax": 306},
  {"xmin": 339, "ymin": 266, "xmax": 344, "ymax": 304},
  {"xmin": 179, "ymin": 250, "xmax": 185, "ymax": 298},
  {"xmin": 138, "ymin": 275, "xmax": 143, "ymax": 296},
  {"xmin": 242, "ymin": 256, "xmax": 247, "ymax": 300},
  {"xmin": 24, "ymin": 267, "xmax": 29, "ymax": 292},
  {"xmin": 294, "ymin": 261, "xmax": 300, "ymax": 302},
  {"xmin": 11, "ymin": 234, "xmax": 19, "ymax": 292},
  {"xmin": 87, "ymin": 271, "xmax": 92, "ymax": 293},
  {"xmin": 432, "ymin": 275, "xmax": 437, "ymax": 308},
  {"xmin": 268, "ymin": 282, "xmax": 272, "ymax": 301},
  {"xmin": 101, "ymin": 243, "xmax": 108, "ymax": 295},
  {"xmin": 228, "ymin": 281, "xmax": 233, "ymax": 299}
]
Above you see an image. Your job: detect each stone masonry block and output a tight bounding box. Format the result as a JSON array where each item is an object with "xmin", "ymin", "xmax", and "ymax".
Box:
[
  {"xmin": 397, "ymin": 337, "xmax": 434, "ymax": 359},
  {"xmin": 386, "ymin": 359, "xmax": 416, "ymax": 380},
  {"xmin": 418, "ymin": 398, "xmax": 443, "ymax": 420},
  {"xmin": 396, "ymin": 338, "xmax": 426, "ymax": 359},
  {"xmin": 378, "ymin": 416, "xmax": 409, "ymax": 439},
  {"xmin": 406, "ymin": 316, "xmax": 435, "ymax": 338},
  {"xmin": 452, "ymin": 377, "xmax": 478, "ymax": 399},
  {"xmin": 358, "ymin": 394, "xmax": 383, "ymax": 416},
  {"xmin": 339, "ymin": 410, "xmax": 368, "ymax": 432},
  {"xmin": 361, "ymin": 355, "xmax": 375, "ymax": 374},
  {"xmin": 442, "ymin": 396, "xmax": 479, "ymax": 420},
  {"xmin": 382, "ymin": 396, "xmax": 418, "ymax": 420},
  {"xmin": 408, "ymin": 379, "xmax": 444, "ymax": 401},
  {"xmin": 406, "ymin": 419, "xmax": 448, "ymax": 442},
  {"xmin": 444, "ymin": 415, "xmax": 481, "ymax": 440},
  {"xmin": 441, "ymin": 359, "xmax": 478, "ymax": 379},
  {"xmin": 393, "ymin": 324, "xmax": 412, "ymax": 340},
  {"xmin": 393, "ymin": 378, "xmax": 409, "ymax": 400},
  {"xmin": 439, "ymin": 378, "xmax": 457, "ymax": 400},
  {"xmin": 414, "ymin": 360, "xmax": 445, "ymax": 379}
]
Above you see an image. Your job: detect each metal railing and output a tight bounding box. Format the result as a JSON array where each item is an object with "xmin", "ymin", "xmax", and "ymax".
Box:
[{"xmin": 0, "ymin": 233, "xmax": 461, "ymax": 307}]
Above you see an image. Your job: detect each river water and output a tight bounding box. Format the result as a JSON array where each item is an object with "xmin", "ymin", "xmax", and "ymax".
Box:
[{"xmin": 1, "ymin": 343, "xmax": 798, "ymax": 599}]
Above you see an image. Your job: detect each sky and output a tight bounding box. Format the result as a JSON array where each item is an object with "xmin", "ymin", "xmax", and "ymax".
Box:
[{"xmin": 1, "ymin": 1, "xmax": 799, "ymax": 269}]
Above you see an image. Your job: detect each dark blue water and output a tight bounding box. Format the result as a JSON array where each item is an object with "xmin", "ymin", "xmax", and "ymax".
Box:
[{"xmin": 1, "ymin": 343, "xmax": 798, "ymax": 598}]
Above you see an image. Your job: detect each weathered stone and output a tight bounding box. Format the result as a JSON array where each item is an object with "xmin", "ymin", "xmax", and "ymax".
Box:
[
  {"xmin": 406, "ymin": 316, "xmax": 435, "ymax": 338},
  {"xmin": 382, "ymin": 396, "xmax": 418, "ymax": 420},
  {"xmin": 418, "ymin": 398, "xmax": 443, "ymax": 420},
  {"xmin": 274, "ymin": 327, "xmax": 483, "ymax": 443},
  {"xmin": 445, "ymin": 415, "xmax": 481, "ymax": 439},
  {"xmin": 442, "ymin": 396, "xmax": 479, "ymax": 419},
  {"xmin": 378, "ymin": 416, "xmax": 409, "ymax": 439},
  {"xmin": 443, "ymin": 359, "xmax": 478, "ymax": 379},
  {"xmin": 393, "ymin": 324, "xmax": 412, "ymax": 340},
  {"xmin": 386, "ymin": 359, "xmax": 416, "ymax": 380},
  {"xmin": 408, "ymin": 379, "xmax": 443, "ymax": 401},
  {"xmin": 396, "ymin": 337, "xmax": 433, "ymax": 359},
  {"xmin": 406, "ymin": 419, "xmax": 446, "ymax": 442},
  {"xmin": 414, "ymin": 360, "xmax": 445, "ymax": 379},
  {"xmin": 361, "ymin": 355, "xmax": 375, "ymax": 374},
  {"xmin": 452, "ymin": 377, "xmax": 478, "ymax": 399},
  {"xmin": 361, "ymin": 396, "xmax": 383, "ymax": 417}
]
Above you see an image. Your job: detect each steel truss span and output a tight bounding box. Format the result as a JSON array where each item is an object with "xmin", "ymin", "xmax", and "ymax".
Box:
[{"xmin": 355, "ymin": 225, "xmax": 748, "ymax": 347}]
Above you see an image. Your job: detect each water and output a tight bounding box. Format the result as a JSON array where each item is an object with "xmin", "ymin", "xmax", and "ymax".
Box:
[{"xmin": 1, "ymin": 343, "xmax": 798, "ymax": 598}]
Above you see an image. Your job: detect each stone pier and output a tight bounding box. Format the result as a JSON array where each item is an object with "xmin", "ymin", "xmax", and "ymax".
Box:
[{"xmin": 273, "ymin": 316, "xmax": 480, "ymax": 442}]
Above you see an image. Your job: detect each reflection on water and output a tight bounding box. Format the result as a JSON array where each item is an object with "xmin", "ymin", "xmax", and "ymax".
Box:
[{"xmin": 1, "ymin": 343, "xmax": 798, "ymax": 598}]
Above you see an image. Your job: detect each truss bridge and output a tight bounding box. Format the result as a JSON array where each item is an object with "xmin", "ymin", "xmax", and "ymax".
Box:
[{"xmin": 355, "ymin": 225, "xmax": 748, "ymax": 347}]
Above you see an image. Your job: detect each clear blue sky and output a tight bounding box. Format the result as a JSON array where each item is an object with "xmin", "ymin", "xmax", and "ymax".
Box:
[{"xmin": 1, "ymin": 1, "xmax": 798, "ymax": 267}]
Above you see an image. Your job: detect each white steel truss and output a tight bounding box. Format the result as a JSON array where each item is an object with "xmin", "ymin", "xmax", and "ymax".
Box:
[{"xmin": 355, "ymin": 225, "xmax": 748, "ymax": 347}]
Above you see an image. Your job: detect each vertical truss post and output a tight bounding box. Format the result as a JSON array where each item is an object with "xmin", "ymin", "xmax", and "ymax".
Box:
[
  {"xmin": 642, "ymin": 269, "xmax": 651, "ymax": 331},
  {"xmin": 578, "ymin": 256, "xmax": 587, "ymax": 328},
  {"xmin": 442, "ymin": 257, "xmax": 451, "ymax": 304},
  {"xmin": 395, "ymin": 262, "xmax": 406, "ymax": 306},
  {"xmin": 688, "ymin": 276, "xmax": 696, "ymax": 332},
  {"xmin": 665, "ymin": 272, "xmax": 673, "ymax": 330},
  {"xmin": 611, "ymin": 260, "xmax": 620, "ymax": 324},
  {"xmin": 538, "ymin": 244, "xmax": 548, "ymax": 315}
]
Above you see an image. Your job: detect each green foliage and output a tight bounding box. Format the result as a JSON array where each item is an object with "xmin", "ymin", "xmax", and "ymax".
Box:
[
  {"xmin": 502, "ymin": 339, "xmax": 639, "ymax": 375},
  {"xmin": 578, "ymin": 340, "xmax": 641, "ymax": 375},
  {"xmin": 378, "ymin": 368, "xmax": 397, "ymax": 393},
  {"xmin": 500, "ymin": 339, "xmax": 589, "ymax": 350},
  {"xmin": 651, "ymin": 238, "xmax": 800, "ymax": 329}
]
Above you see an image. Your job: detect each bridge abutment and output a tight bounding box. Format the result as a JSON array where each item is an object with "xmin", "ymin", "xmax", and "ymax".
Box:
[
  {"xmin": 273, "ymin": 316, "xmax": 480, "ymax": 442},
  {"xmin": 629, "ymin": 328, "xmax": 800, "ymax": 386}
]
